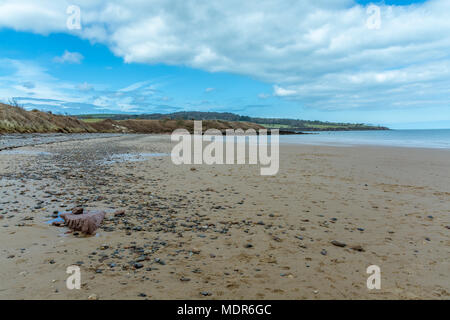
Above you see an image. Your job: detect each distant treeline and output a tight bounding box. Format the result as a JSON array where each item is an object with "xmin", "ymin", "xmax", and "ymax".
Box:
[{"xmin": 76, "ymin": 111, "xmax": 389, "ymax": 131}]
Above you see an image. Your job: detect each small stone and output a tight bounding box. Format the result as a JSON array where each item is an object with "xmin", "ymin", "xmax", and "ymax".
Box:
[
  {"xmin": 331, "ymin": 240, "xmax": 347, "ymax": 248},
  {"xmin": 350, "ymin": 245, "xmax": 365, "ymax": 252},
  {"xmin": 244, "ymin": 243, "xmax": 253, "ymax": 248},
  {"xmin": 114, "ymin": 210, "xmax": 125, "ymax": 217},
  {"xmin": 272, "ymin": 236, "xmax": 282, "ymax": 242},
  {"xmin": 134, "ymin": 263, "xmax": 144, "ymax": 269},
  {"xmin": 320, "ymin": 249, "xmax": 327, "ymax": 256},
  {"xmin": 135, "ymin": 256, "xmax": 146, "ymax": 262},
  {"xmin": 200, "ymin": 291, "xmax": 211, "ymax": 296},
  {"xmin": 88, "ymin": 294, "xmax": 98, "ymax": 300}
]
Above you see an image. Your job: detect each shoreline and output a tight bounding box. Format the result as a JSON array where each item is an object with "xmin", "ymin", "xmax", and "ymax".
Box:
[
  {"xmin": 2, "ymin": 132, "xmax": 450, "ymax": 152},
  {"xmin": 279, "ymin": 140, "xmax": 450, "ymax": 151}
]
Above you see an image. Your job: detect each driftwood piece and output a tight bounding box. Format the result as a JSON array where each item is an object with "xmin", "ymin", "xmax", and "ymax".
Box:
[{"xmin": 60, "ymin": 210, "xmax": 106, "ymax": 235}]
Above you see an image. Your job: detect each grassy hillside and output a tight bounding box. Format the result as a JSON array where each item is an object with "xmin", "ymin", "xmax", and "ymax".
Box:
[
  {"xmin": 77, "ymin": 111, "xmax": 389, "ymax": 131},
  {"xmin": 0, "ymin": 103, "xmax": 96, "ymax": 133},
  {"xmin": 0, "ymin": 103, "xmax": 264, "ymax": 134}
]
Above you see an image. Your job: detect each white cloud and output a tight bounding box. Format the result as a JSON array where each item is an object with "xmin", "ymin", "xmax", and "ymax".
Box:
[
  {"xmin": 0, "ymin": 58, "xmax": 164, "ymax": 113},
  {"xmin": 0, "ymin": 0, "xmax": 449, "ymax": 110},
  {"xmin": 54, "ymin": 50, "xmax": 84, "ymax": 64},
  {"xmin": 205, "ymin": 88, "xmax": 215, "ymax": 93},
  {"xmin": 0, "ymin": 1, "xmax": 67, "ymax": 34},
  {"xmin": 273, "ymin": 86, "xmax": 297, "ymax": 97},
  {"xmin": 118, "ymin": 81, "xmax": 149, "ymax": 92},
  {"xmin": 77, "ymin": 81, "xmax": 93, "ymax": 91}
]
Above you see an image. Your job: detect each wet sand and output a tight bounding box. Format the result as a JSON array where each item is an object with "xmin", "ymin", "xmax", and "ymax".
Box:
[
  {"xmin": 0, "ymin": 134, "xmax": 449, "ymax": 299},
  {"xmin": 0, "ymin": 133, "xmax": 121, "ymax": 151}
]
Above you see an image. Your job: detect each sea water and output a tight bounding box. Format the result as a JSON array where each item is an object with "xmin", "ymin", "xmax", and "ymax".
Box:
[{"xmin": 279, "ymin": 129, "xmax": 450, "ymax": 149}]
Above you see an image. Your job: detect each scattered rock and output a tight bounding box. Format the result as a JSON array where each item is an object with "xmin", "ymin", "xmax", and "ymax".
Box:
[
  {"xmin": 272, "ymin": 236, "xmax": 282, "ymax": 242},
  {"xmin": 350, "ymin": 245, "xmax": 365, "ymax": 252},
  {"xmin": 114, "ymin": 210, "xmax": 125, "ymax": 217},
  {"xmin": 331, "ymin": 240, "xmax": 347, "ymax": 248},
  {"xmin": 88, "ymin": 294, "xmax": 98, "ymax": 300}
]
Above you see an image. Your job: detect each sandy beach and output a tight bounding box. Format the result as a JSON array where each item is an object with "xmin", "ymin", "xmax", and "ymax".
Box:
[{"xmin": 0, "ymin": 134, "xmax": 448, "ymax": 300}]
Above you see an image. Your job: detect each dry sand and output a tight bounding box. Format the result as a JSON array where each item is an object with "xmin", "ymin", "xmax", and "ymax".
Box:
[{"xmin": 0, "ymin": 134, "xmax": 449, "ymax": 299}]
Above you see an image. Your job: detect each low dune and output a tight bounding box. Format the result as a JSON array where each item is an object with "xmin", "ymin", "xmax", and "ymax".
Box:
[
  {"xmin": 0, "ymin": 103, "xmax": 264, "ymax": 134},
  {"xmin": 0, "ymin": 103, "xmax": 95, "ymax": 133}
]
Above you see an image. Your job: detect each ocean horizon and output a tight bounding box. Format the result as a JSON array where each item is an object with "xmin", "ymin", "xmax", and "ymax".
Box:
[{"xmin": 280, "ymin": 129, "xmax": 450, "ymax": 149}]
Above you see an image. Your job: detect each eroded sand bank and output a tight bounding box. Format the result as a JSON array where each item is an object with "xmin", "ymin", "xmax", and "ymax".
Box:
[{"xmin": 0, "ymin": 134, "xmax": 449, "ymax": 299}]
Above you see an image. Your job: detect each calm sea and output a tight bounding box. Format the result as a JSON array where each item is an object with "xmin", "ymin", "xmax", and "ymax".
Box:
[{"xmin": 279, "ymin": 129, "xmax": 450, "ymax": 149}]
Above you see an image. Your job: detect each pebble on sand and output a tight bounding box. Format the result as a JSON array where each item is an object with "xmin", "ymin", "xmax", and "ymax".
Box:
[{"xmin": 331, "ymin": 240, "xmax": 347, "ymax": 248}]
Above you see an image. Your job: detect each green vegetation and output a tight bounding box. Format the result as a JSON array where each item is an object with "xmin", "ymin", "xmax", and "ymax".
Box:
[
  {"xmin": 76, "ymin": 111, "xmax": 389, "ymax": 131},
  {"xmin": 81, "ymin": 118, "xmax": 104, "ymax": 123},
  {"xmin": 260, "ymin": 123, "xmax": 292, "ymax": 129}
]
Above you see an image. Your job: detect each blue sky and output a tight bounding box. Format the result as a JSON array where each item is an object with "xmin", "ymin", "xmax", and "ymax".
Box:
[{"xmin": 0, "ymin": 0, "xmax": 449, "ymax": 129}]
